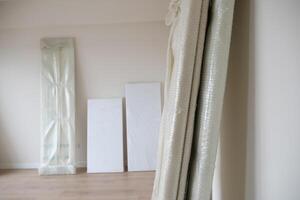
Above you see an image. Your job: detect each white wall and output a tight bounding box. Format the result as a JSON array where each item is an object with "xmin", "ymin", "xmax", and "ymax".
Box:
[
  {"xmin": 0, "ymin": 0, "xmax": 168, "ymax": 168},
  {"xmin": 214, "ymin": 0, "xmax": 300, "ymax": 200},
  {"xmin": 246, "ymin": 0, "xmax": 300, "ymax": 199},
  {"xmin": 0, "ymin": 0, "xmax": 169, "ymax": 28}
]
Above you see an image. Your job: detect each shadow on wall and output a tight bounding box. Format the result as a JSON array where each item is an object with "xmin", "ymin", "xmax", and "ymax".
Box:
[
  {"xmin": 0, "ymin": 110, "xmax": 13, "ymax": 169},
  {"xmin": 74, "ymin": 45, "xmax": 88, "ymax": 167},
  {"xmin": 216, "ymin": 0, "xmax": 252, "ymax": 199}
]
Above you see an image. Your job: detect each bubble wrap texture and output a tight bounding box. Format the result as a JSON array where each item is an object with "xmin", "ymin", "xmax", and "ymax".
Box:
[
  {"xmin": 152, "ymin": 0, "xmax": 235, "ymax": 199},
  {"xmin": 39, "ymin": 38, "xmax": 76, "ymax": 175}
]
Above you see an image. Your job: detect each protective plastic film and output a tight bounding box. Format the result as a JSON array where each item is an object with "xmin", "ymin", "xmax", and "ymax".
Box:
[
  {"xmin": 152, "ymin": 0, "xmax": 235, "ymax": 199},
  {"xmin": 39, "ymin": 38, "xmax": 76, "ymax": 175},
  {"xmin": 187, "ymin": 0, "xmax": 235, "ymax": 198},
  {"xmin": 152, "ymin": 0, "xmax": 210, "ymax": 199}
]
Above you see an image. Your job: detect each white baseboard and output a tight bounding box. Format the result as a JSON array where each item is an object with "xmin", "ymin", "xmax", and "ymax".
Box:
[
  {"xmin": 0, "ymin": 163, "xmax": 39, "ymax": 169},
  {"xmin": 0, "ymin": 161, "xmax": 87, "ymax": 169}
]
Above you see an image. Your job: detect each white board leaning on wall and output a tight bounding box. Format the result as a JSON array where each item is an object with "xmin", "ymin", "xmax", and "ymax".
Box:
[
  {"xmin": 87, "ymin": 98, "xmax": 124, "ymax": 173},
  {"xmin": 125, "ymin": 82, "xmax": 162, "ymax": 171}
]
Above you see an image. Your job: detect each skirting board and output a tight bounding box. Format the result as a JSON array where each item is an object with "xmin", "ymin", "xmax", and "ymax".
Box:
[
  {"xmin": 0, "ymin": 163, "xmax": 39, "ymax": 169},
  {"xmin": 0, "ymin": 161, "xmax": 87, "ymax": 169}
]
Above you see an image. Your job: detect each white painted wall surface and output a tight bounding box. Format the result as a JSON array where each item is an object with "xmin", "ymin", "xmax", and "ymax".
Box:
[
  {"xmin": 0, "ymin": 0, "xmax": 168, "ymax": 168},
  {"xmin": 246, "ymin": 0, "xmax": 300, "ymax": 199},
  {"xmin": 0, "ymin": 0, "xmax": 169, "ymax": 29},
  {"xmin": 214, "ymin": 0, "xmax": 300, "ymax": 200}
]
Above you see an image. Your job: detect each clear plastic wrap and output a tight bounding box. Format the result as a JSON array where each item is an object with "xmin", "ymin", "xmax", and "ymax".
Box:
[
  {"xmin": 39, "ymin": 38, "xmax": 76, "ymax": 175},
  {"xmin": 152, "ymin": 0, "xmax": 235, "ymax": 199}
]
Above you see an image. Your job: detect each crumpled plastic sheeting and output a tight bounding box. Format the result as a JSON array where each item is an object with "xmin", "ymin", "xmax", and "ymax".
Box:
[
  {"xmin": 39, "ymin": 38, "xmax": 76, "ymax": 175},
  {"xmin": 152, "ymin": 0, "xmax": 210, "ymax": 199},
  {"xmin": 152, "ymin": 0, "xmax": 235, "ymax": 199}
]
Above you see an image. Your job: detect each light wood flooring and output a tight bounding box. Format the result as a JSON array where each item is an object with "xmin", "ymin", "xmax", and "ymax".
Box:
[{"xmin": 0, "ymin": 169, "xmax": 155, "ymax": 200}]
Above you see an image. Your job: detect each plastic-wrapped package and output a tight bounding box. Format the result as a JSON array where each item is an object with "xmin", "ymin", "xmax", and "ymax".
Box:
[
  {"xmin": 152, "ymin": 0, "xmax": 235, "ymax": 199},
  {"xmin": 39, "ymin": 38, "xmax": 76, "ymax": 175}
]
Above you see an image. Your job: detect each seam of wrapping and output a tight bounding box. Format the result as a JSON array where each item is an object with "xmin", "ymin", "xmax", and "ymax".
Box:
[
  {"xmin": 164, "ymin": 0, "xmax": 181, "ymax": 101},
  {"xmin": 152, "ymin": 0, "xmax": 182, "ymax": 199},
  {"xmin": 175, "ymin": 0, "xmax": 211, "ymax": 199},
  {"xmin": 186, "ymin": 0, "xmax": 236, "ymax": 198},
  {"xmin": 184, "ymin": 1, "xmax": 214, "ymax": 198}
]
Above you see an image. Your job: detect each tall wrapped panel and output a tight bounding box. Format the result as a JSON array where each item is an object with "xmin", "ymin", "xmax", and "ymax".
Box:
[{"xmin": 39, "ymin": 38, "xmax": 76, "ymax": 175}]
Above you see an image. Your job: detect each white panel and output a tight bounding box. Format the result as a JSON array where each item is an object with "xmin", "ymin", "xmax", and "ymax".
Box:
[
  {"xmin": 125, "ymin": 82, "xmax": 161, "ymax": 171},
  {"xmin": 87, "ymin": 98, "xmax": 124, "ymax": 173}
]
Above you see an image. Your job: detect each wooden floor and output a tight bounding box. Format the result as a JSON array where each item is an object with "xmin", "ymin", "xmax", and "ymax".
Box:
[{"xmin": 0, "ymin": 169, "xmax": 155, "ymax": 200}]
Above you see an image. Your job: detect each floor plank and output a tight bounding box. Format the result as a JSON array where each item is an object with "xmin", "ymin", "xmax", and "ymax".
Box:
[{"xmin": 0, "ymin": 169, "xmax": 154, "ymax": 200}]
